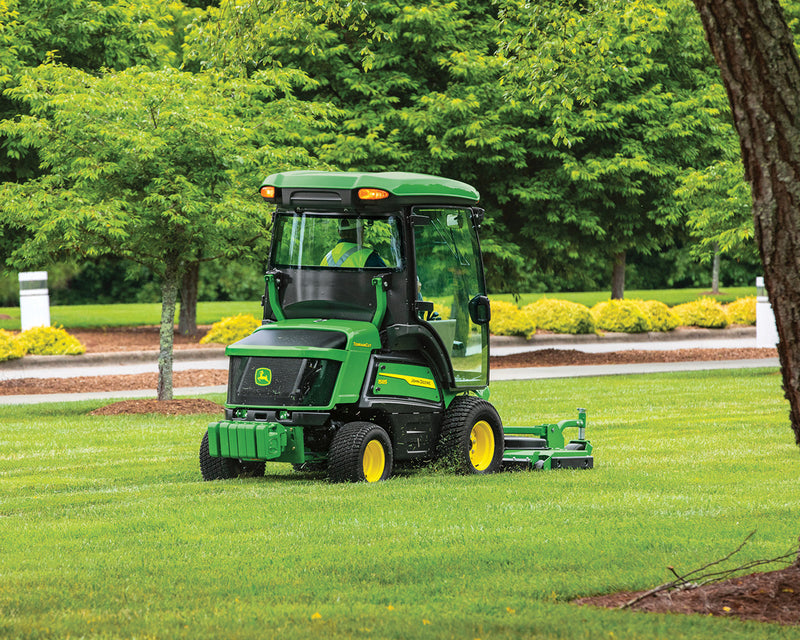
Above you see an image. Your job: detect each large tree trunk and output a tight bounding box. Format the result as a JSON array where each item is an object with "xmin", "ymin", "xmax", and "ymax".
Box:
[
  {"xmin": 158, "ymin": 265, "xmax": 180, "ymax": 402},
  {"xmin": 611, "ymin": 250, "xmax": 626, "ymax": 299},
  {"xmin": 694, "ymin": 0, "xmax": 800, "ymax": 445},
  {"xmin": 178, "ymin": 261, "xmax": 199, "ymax": 337}
]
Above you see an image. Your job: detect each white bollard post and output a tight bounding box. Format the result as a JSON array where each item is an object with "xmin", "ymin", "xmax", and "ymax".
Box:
[
  {"xmin": 756, "ymin": 276, "xmax": 779, "ymax": 348},
  {"xmin": 18, "ymin": 271, "xmax": 50, "ymax": 331}
]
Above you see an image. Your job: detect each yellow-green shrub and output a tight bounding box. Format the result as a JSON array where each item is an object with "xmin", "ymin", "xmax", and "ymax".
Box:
[
  {"xmin": 200, "ymin": 313, "xmax": 261, "ymax": 344},
  {"xmin": 634, "ymin": 300, "xmax": 680, "ymax": 332},
  {"xmin": 672, "ymin": 297, "xmax": 728, "ymax": 328},
  {"xmin": 0, "ymin": 329, "xmax": 25, "ymax": 361},
  {"xmin": 725, "ymin": 296, "xmax": 756, "ymax": 325},
  {"xmin": 591, "ymin": 300, "xmax": 650, "ymax": 333},
  {"xmin": 522, "ymin": 299, "xmax": 594, "ymax": 335},
  {"xmin": 489, "ymin": 300, "xmax": 535, "ymax": 337},
  {"xmin": 432, "ymin": 302, "xmax": 451, "ymax": 320},
  {"xmin": 18, "ymin": 326, "xmax": 85, "ymax": 355}
]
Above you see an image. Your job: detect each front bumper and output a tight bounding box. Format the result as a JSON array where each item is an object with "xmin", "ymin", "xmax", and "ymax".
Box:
[{"xmin": 207, "ymin": 420, "xmax": 305, "ymax": 463}]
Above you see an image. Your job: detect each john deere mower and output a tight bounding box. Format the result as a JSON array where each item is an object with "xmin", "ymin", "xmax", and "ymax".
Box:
[{"xmin": 200, "ymin": 171, "xmax": 593, "ymax": 482}]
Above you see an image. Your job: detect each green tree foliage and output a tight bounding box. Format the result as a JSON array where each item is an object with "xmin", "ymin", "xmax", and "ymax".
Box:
[
  {"xmin": 0, "ymin": 0, "xmax": 767, "ymax": 307},
  {"xmin": 0, "ymin": 63, "xmax": 322, "ymax": 399},
  {"xmin": 497, "ymin": 0, "xmax": 739, "ymax": 296},
  {"xmin": 673, "ymin": 161, "xmax": 756, "ymax": 264},
  {"xmin": 0, "ymin": 0, "xmax": 199, "ymax": 279},
  {"xmin": 189, "ymin": 0, "xmax": 746, "ymax": 295},
  {"xmin": 0, "ymin": 0, "xmax": 190, "ymax": 178}
]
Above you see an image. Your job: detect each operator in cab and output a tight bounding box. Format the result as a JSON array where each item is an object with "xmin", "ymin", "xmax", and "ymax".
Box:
[{"xmin": 321, "ymin": 218, "xmax": 387, "ymax": 268}]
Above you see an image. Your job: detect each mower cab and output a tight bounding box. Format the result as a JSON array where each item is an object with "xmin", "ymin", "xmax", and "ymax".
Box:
[{"xmin": 200, "ymin": 171, "xmax": 592, "ymax": 482}]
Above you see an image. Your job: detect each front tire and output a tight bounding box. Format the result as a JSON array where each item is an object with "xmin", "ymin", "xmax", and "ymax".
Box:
[
  {"xmin": 328, "ymin": 422, "xmax": 393, "ymax": 483},
  {"xmin": 199, "ymin": 430, "xmax": 266, "ymax": 481},
  {"xmin": 438, "ymin": 396, "xmax": 504, "ymax": 474}
]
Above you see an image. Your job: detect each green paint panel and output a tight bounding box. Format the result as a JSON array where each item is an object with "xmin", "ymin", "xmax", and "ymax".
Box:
[{"xmin": 372, "ymin": 362, "xmax": 440, "ymax": 403}]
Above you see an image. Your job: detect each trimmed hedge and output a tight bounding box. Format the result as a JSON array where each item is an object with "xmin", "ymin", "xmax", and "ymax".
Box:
[
  {"xmin": 489, "ymin": 300, "xmax": 535, "ymax": 337},
  {"xmin": 634, "ymin": 300, "xmax": 680, "ymax": 332},
  {"xmin": 591, "ymin": 300, "xmax": 650, "ymax": 333},
  {"xmin": 432, "ymin": 302, "xmax": 451, "ymax": 321},
  {"xmin": 0, "ymin": 329, "xmax": 25, "ymax": 362},
  {"xmin": 725, "ymin": 296, "xmax": 756, "ymax": 325},
  {"xmin": 200, "ymin": 313, "xmax": 261, "ymax": 344},
  {"xmin": 672, "ymin": 297, "xmax": 728, "ymax": 329},
  {"xmin": 18, "ymin": 326, "xmax": 85, "ymax": 356},
  {"xmin": 523, "ymin": 299, "xmax": 594, "ymax": 335}
]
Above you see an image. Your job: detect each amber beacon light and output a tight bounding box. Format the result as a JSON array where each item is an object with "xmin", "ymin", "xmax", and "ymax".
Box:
[
  {"xmin": 260, "ymin": 186, "xmax": 276, "ymax": 199},
  {"xmin": 357, "ymin": 188, "xmax": 390, "ymax": 200}
]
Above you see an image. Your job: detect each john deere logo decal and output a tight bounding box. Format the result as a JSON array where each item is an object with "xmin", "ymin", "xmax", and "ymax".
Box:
[{"xmin": 255, "ymin": 368, "xmax": 272, "ymax": 386}]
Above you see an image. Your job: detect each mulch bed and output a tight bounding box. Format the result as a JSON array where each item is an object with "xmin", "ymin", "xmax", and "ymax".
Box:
[
  {"xmin": 575, "ymin": 564, "xmax": 800, "ymax": 626},
  {"xmin": 69, "ymin": 326, "xmax": 220, "ymax": 352},
  {"xmin": 89, "ymin": 398, "xmax": 222, "ymax": 415}
]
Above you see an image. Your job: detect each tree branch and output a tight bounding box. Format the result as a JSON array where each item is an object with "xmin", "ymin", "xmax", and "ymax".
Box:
[{"xmin": 621, "ymin": 531, "xmax": 796, "ymax": 609}]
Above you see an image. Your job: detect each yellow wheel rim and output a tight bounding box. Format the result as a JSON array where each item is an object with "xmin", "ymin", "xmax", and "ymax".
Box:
[
  {"xmin": 362, "ymin": 439, "xmax": 386, "ymax": 482},
  {"xmin": 469, "ymin": 420, "xmax": 495, "ymax": 471}
]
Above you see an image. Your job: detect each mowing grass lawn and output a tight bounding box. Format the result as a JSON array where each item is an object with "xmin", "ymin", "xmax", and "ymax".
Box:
[{"xmin": 1, "ymin": 368, "xmax": 798, "ymax": 639}]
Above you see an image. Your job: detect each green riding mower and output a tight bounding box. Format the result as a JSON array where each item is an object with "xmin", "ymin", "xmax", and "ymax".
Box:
[{"xmin": 199, "ymin": 170, "xmax": 593, "ymax": 482}]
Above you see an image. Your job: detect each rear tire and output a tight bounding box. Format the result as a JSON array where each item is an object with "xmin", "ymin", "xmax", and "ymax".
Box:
[
  {"xmin": 199, "ymin": 430, "xmax": 266, "ymax": 481},
  {"xmin": 328, "ymin": 422, "xmax": 393, "ymax": 483},
  {"xmin": 438, "ymin": 396, "xmax": 504, "ymax": 474}
]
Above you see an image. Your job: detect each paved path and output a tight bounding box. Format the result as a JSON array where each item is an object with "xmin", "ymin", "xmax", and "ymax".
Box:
[{"xmin": 0, "ymin": 327, "xmax": 778, "ymax": 405}]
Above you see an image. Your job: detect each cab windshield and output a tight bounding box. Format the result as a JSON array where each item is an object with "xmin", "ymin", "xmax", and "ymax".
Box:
[{"xmin": 272, "ymin": 213, "xmax": 403, "ymax": 270}]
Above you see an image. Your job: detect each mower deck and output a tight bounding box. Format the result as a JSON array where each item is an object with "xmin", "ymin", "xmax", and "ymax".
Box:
[{"xmin": 501, "ymin": 409, "xmax": 593, "ymax": 470}]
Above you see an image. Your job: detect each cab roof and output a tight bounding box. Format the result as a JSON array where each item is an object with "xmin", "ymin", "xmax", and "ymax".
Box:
[{"xmin": 260, "ymin": 170, "xmax": 480, "ymax": 210}]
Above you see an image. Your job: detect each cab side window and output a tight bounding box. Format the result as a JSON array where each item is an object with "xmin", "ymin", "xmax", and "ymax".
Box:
[{"xmin": 413, "ymin": 207, "xmax": 487, "ymax": 386}]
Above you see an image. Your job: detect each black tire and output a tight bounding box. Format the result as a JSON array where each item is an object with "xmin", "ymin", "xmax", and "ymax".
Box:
[
  {"xmin": 437, "ymin": 396, "xmax": 504, "ymax": 474},
  {"xmin": 328, "ymin": 422, "xmax": 393, "ymax": 483},
  {"xmin": 199, "ymin": 430, "xmax": 266, "ymax": 481}
]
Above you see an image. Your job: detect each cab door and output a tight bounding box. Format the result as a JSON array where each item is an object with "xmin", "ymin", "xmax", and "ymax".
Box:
[{"xmin": 412, "ymin": 207, "xmax": 489, "ymax": 388}]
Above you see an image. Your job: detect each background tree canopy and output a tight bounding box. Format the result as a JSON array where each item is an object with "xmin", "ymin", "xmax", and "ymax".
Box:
[
  {"xmin": 0, "ymin": 0, "xmax": 766, "ymax": 307},
  {"xmin": 183, "ymin": 0, "xmax": 759, "ymax": 295}
]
